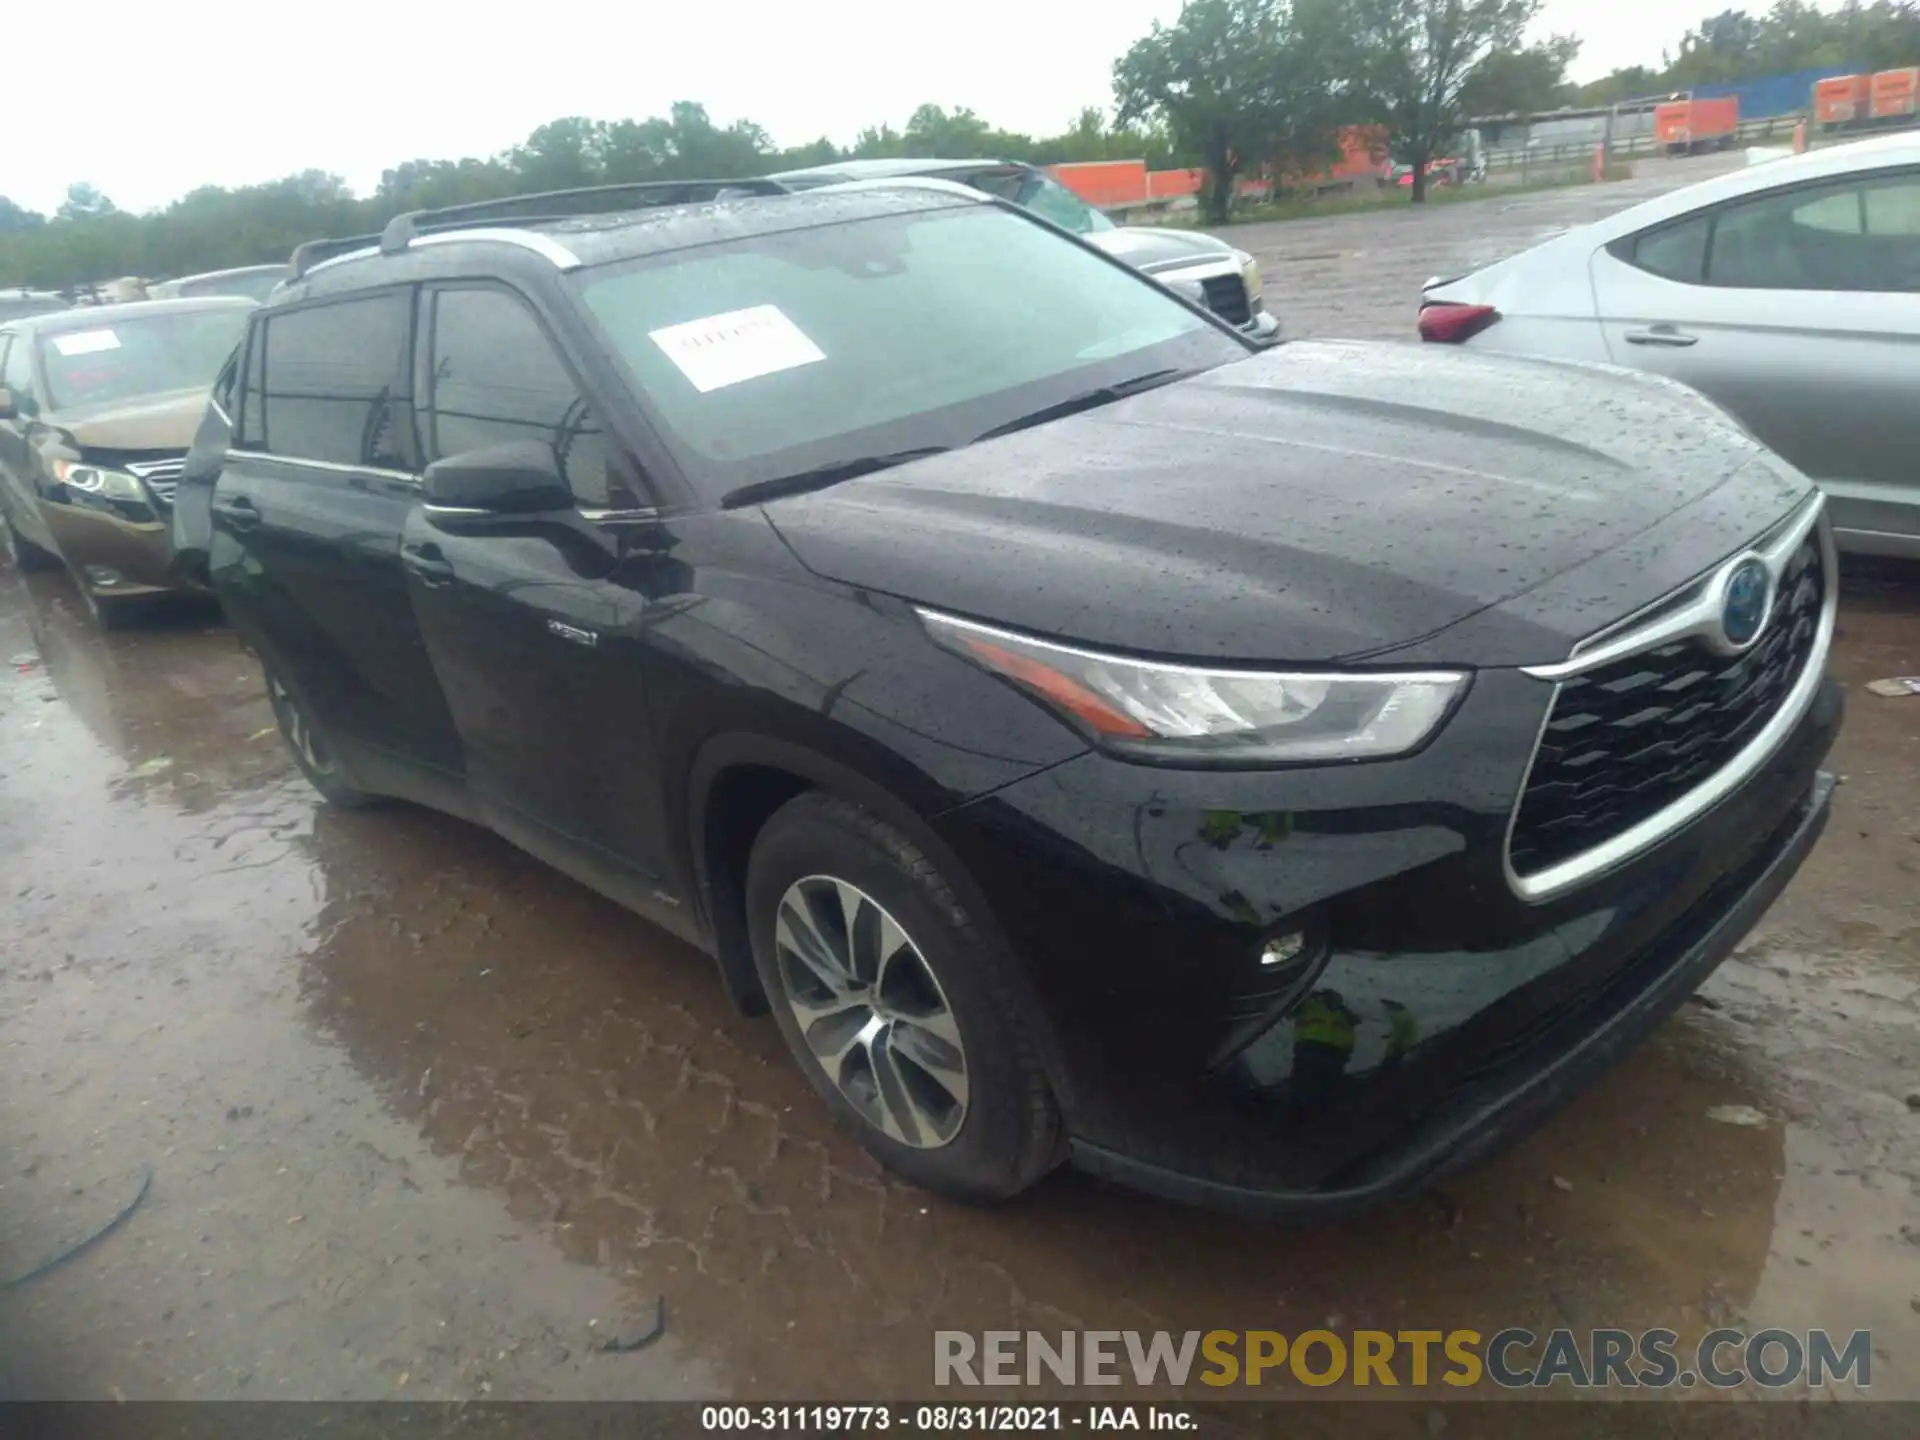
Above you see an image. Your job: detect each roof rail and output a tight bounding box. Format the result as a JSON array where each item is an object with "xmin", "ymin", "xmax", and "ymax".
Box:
[
  {"xmin": 288, "ymin": 232, "xmax": 382, "ymax": 280},
  {"xmin": 377, "ymin": 178, "xmax": 792, "ymax": 255},
  {"xmin": 286, "ymin": 178, "xmax": 792, "ymax": 284}
]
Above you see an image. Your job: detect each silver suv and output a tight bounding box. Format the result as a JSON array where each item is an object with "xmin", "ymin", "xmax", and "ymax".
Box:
[{"xmin": 769, "ymin": 158, "xmax": 1278, "ymax": 339}]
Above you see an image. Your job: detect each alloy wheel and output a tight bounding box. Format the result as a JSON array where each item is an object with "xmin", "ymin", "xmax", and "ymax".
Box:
[
  {"xmin": 773, "ymin": 875, "xmax": 970, "ymax": 1148},
  {"xmin": 266, "ymin": 673, "xmax": 332, "ymax": 776}
]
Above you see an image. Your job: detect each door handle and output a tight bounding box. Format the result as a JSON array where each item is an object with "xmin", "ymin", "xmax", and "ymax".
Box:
[
  {"xmin": 402, "ymin": 540, "xmax": 455, "ymax": 587},
  {"xmin": 1623, "ymin": 324, "xmax": 1698, "ymax": 347},
  {"xmin": 210, "ymin": 495, "xmax": 261, "ymax": 531}
]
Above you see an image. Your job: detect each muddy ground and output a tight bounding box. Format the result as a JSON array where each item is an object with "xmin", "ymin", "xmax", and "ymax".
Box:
[{"xmin": 1, "ymin": 158, "xmax": 1917, "ymax": 1406}]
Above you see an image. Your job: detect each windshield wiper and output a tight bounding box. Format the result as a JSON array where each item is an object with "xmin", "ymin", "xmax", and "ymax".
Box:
[
  {"xmin": 721, "ymin": 446, "xmax": 950, "ymax": 509},
  {"xmin": 971, "ymin": 367, "xmax": 1194, "ymax": 443}
]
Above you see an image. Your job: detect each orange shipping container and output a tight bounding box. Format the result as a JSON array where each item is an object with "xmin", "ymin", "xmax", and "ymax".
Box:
[
  {"xmin": 1046, "ymin": 159, "xmax": 1149, "ymax": 208},
  {"xmin": 1871, "ymin": 67, "xmax": 1920, "ymax": 119},
  {"xmin": 1145, "ymin": 169, "xmax": 1203, "ymax": 199},
  {"xmin": 1655, "ymin": 96, "xmax": 1739, "ymax": 148},
  {"xmin": 1814, "ymin": 74, "xmax": 1872, "ymax": 124}
]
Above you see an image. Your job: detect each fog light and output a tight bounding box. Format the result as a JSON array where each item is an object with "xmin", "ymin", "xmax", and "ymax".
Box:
[
  {"xmin": 84, "ymin": 566, "xmax": 124, "ymax": 588},
  {"xmin": 1260, "ymin": 931, "xmax": 1306, "ymax": 968}
]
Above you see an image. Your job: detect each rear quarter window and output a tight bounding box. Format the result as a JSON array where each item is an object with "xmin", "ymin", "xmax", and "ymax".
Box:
[{"xmin": 1617, "ymin": 216, "xmax": 1710, "ymax": 283}]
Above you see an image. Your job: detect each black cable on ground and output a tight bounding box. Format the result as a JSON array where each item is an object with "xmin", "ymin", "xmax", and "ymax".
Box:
[{"xmin": 0, "ymin": 1162, "xmax": 152, "ymax": 1291}]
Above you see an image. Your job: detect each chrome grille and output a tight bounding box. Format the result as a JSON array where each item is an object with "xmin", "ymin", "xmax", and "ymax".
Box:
[
  {"xmin": 125, "ymin": 457, "xmax": 184, "ymax": 508},
  {"xmin": 1509, "ymin": 535, "xmax": 1825, "ymax": 879}
]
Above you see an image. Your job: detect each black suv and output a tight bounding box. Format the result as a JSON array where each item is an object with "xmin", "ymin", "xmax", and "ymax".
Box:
[{"xmin": 176, "ymin": 179, "xmax": 1839, "ymax": 1215}]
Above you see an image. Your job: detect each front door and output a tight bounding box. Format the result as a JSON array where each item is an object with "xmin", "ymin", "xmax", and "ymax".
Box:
[
  {"xmin": 402, "ymin": 282, "xmax": 677, "ymax": 901},
  {"xmin": 0, "ymin": 332, "xmax": 55, "ymax": 555},
  {"xmin": 1590, "ymin": 164, "xmax": 1920, "ymax": 548},
  {"xmin": 214, "ymin": 289, "xmax": 465, "ymax": 784}
]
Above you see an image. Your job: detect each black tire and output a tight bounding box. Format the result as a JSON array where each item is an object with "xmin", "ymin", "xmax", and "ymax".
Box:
[
  {"xmin": 745, "ymin": 791, "xmax": 1063, "ymax": 1203},
  {"xmin": 5, "ymin": 527, "xmax": 63, "ymax": 572},
  {"xmin": 72, "ymin": 577, "xmax": 144, "ymax": 630},
  {"xmin": 263, "ymin": 665, "xmax": 378, "ymax": 808}
]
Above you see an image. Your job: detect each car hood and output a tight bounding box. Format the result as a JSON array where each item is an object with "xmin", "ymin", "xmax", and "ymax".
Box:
[
  {"xmin": 1085, "ymin": 225, "xmax": 1237, "ymax": 271},
  {"xmin": 49, "ymin": 388, "xmax": 209, "ymax": 453},
  {"xmin": 763, "ymin": 341, "xmax": 1806, "ymax": 666}
]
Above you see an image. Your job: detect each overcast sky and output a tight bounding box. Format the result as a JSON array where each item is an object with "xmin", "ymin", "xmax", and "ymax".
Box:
[{"xmin": 22, "ymin": 0, "xmax": 1699, "ymax": 215}]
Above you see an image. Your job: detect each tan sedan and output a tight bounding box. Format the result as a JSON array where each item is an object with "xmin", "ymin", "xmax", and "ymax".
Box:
[{"xmin": 0, "ymin": 296, "xmax": 253, "ymax": 622}]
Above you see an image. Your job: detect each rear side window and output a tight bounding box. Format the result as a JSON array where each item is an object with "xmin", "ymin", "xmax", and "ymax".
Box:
[
  {"xmin": 1620, "ymin": 170, "xmax": 1920, "ymax": 292},
  {"xmin": 423, "ymin": 287, "xmax": 618, "ymax": 507},
  {"xmin": 251, "ymin": 292, "xmax": 415, "ymax": 470}
]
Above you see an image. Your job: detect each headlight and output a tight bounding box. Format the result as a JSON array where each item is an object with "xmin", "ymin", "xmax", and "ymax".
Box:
[
  {"xmin": 53, "ymin": 459, "xmax": 146, "ymax": 502},
  {"xmin": 1237, "ymin": 251, "xmax": 1264, "ymax": 308},
  {"xmin": 919, "ymin": 610, "xmax": 1467, "ymax": 766}
]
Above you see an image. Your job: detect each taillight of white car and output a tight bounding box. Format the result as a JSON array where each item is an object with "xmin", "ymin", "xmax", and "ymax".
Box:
[{"xmin": 1417, "ymin": 302, "xmax": 1500, "ymax": 344}]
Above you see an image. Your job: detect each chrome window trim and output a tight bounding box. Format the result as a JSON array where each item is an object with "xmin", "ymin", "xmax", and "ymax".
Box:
[
  {"xmin": 1503, "ymin": 501, "xmax": 1836, "ymax": 903},
  {"xmin": 209, "ymin": 398, "xmax": 232, "ymax": 427},
  {"xmin": 226, "ymin": 450, "xmax": 421, "ymax": 486},
  {"xmin": 576, "ymin": 506, "xmax": 659, "ymax": 523}
]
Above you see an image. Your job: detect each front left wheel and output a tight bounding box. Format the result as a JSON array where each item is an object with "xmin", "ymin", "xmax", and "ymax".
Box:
[
  {"xmin": 745, "ymin": 791, "xmax": 1063, "ymax": 1203},
  {"xmin": 4, "ymin": 526, "xmax": 63, "ymax": 572}
]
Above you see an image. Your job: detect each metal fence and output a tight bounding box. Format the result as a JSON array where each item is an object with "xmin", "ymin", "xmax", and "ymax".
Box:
[{"xmin": 1483, "ymin": 112, "xmax": 1850, "ymax": 176}]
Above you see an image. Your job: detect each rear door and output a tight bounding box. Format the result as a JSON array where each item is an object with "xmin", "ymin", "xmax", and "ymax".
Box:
[
  {"xmin": 215, "ymin": 288, "xmax": 465, "ymax": 784},
  {"xmin": 1589, "ymin": 166, "xmax": 1920, "ymax": 547},
  {"xmin": 401, "ymin": 281, "xmax": 675, "ymax": 896}
]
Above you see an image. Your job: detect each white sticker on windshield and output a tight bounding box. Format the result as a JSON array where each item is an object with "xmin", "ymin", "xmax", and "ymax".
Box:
[
  {"xmin": 649, "ymin": 305, "xmax": 824, "ymax": 393},
  {"xmin": 52, "ymin": 329, "xmax": 121, "ymax": 357}
]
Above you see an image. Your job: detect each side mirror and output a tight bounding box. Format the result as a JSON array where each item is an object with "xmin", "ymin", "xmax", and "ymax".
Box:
[
  {"xmin": 0, "ymin": 388, "xmax": 15, "ymax": 421},
  {"xmin": 423, "ymin": 441, "xmax": 572, "ymax": 514}
]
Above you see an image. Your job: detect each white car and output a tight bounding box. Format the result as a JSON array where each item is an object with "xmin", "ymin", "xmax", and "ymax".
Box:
[
  {"xmin": 1419, "ymin": 132, "xmax": 1920, "ymax": 558},
  {"xmin": 771, "ymin": 158, "xmax": 1279, "ymax": 340}
]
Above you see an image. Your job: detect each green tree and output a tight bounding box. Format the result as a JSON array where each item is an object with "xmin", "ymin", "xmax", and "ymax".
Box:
[
  {"xmin": 1458, "ymin": 33, "xmax": 1580, "ymax": 116},
  {"xmin": 0, "ymin": 197, "xmax": 45, "ymax": 234},
  {"xmin": 1345, "ymin": 0, "xmax": 1540, "ymax": 201},
  {"xmin": 1115, "ymin": 0, "xmax": 1345, "ymax": 223},
  {"xmin": 1668, "ymin": 9, "xmax": 1765, "ymax": 85},
  {"xmin": 55, "ymin": 183, "xmax": 118, "ymax": 221}
]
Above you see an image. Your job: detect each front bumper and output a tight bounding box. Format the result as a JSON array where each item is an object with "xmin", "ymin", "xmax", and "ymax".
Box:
[
  {"xmin": 39, "ymin": 495, "xmax": 179, "ymax": 597},
  {"xmin": 934, "ymin": 666, "xmax": 1840, "ymax": 1218},
  {"xmin": 1076, "ymin": 767, "xmax": 1833, "ymax": 1217}
]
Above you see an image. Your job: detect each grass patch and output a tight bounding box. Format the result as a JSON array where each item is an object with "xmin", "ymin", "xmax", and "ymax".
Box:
[{"xmin": 1157, "ymin": 165, "xmax": 1635, "ymax": 228}]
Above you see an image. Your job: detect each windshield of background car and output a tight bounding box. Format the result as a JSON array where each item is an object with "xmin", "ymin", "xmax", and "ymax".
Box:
[
  {"xmin": 966, "ymin": 168, "xmax": 1116, "ymax": 233},
  {"xmin": 576, "ymin": 204, "xmax": 1243, "ymax": 496},
  {"xmin": 41, "ymin": 306, "xmax": 252, "ymax": 411},
  {"xmin": 0, "ymin": 297, "xmax": 67, "ymax": 322},
  {"xmin": 179, "ymin": 271, "xmax": 288, "ymax": 303}
]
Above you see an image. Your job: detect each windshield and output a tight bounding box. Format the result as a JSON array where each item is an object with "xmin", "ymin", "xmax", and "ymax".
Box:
[
  {"xmin": 41, "ymin": 306, "xmax": 252, "ymax": 411},
  {"xmin": 967, "ymin": 168, "xmax": 1116, "ymax": 234},
  {"xmin": 577, "ymin": 204, "xmax": 1241, "ymax": 498}
]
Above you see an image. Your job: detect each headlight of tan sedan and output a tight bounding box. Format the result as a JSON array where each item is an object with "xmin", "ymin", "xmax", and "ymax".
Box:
[{"xmin": 53, "ymin": 458, "xmax": 147, "ymax": 503}]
